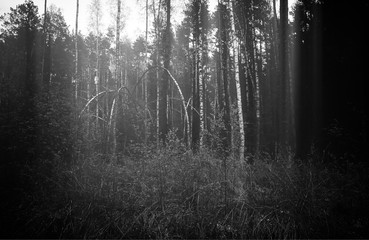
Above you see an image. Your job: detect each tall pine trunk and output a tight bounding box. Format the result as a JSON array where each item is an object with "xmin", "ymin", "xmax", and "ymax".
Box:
[
  {"xmin": 219, "ymin": 2, "xmax": 231, "ymax": 156},
  {"xmin": 191, "ymin": 0, "xmax": 200, "ymax": 152},
  {"xmin": 144, "ymin": 0, "xmax": 149, "ymax": 145},
  {"xmin": 280, "ymin": 0, "xmax": 289, "ymax": 149},
  {"xmin": 159, "ymin": 0, "xmax": 171, "ymax": 144},
  {"xmin": 192, "ymin": 37, "xmax": 200, "ymax": 151}
]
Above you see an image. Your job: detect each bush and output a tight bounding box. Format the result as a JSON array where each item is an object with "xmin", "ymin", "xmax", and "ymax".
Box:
[{"xmin": 4, "ymin": 135, "xmax": 369, "ymax": 238}]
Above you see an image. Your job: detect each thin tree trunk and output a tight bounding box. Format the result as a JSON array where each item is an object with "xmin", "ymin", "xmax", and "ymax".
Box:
[
  {"xmin": 94, "ymin": 0, "xmax": 100, "ymax": 132},
  {"xmin": 87, "ymin": 65, "xmax": 91, "ymax": 137},
  {"xmin": 272, "ymin": 0, "xmax": 280, "ymax": 155},
  {"xmin": 257, "ymin": 33, "xmax": 265, "ymax": 152},
  {"xmin": 41, "ymin": 0, "xmax": 48, "ymax": 92},
  {"xmin": 253, "ymin": 37, "xmax": 261, "ymax": 154},
  {"xmin": 191, "ymin": 0, "xmax": 200, "ymax": 151},
  {"xmin": 192, "ymin": 37, "xmax": 200, "ymax": 151},
  {"xmin": 111, "ymin": 0, "xmax": 121, "ymax": 161},
  {"xmin": 280, "ymin": 0, "xmax": 289, "ymax": 148},
  {"xmin": 199, "ymin": 1, "xmax": 208, "ymax": 150},
  {"xmin": 153, "ymin": 0, "xmax": 162, "ymax": 148},
  {"xmin": 159, "ymin": 0, "xmax": 171, "ymax": 144},
  {"xmin": 219, "ymin": 2, "xmax": 231, "ymax": 155},
  {"xmin": 75, "ymin": 0, "xmax": 79, "ymax": 103},
  {"xmin": 144, "ymin": 0, "xmax": 149, "ymax": 145},
  {"xmin": 251, "ymin": 3, "xmax": 260, "ymax": 154},
  {"xmin": 230, "ymin": 1, "xmax": 245, "ymax": 163},
  {"xmin": 116, "ymin": 0, "xmax": 121, "ymax": 82},
  {"xmin": 199, "ymin": 45, "xmax": 204, "ymax": 149}
]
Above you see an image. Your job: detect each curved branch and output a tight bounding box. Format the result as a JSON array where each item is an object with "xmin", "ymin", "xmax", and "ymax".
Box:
[
  {"xmin": 133, "ymin": 65, "xmax": 190, "ymax": 145},
  {"xmin": 79, "ymin": 90, "xmax": 109, "ymax": 118}
]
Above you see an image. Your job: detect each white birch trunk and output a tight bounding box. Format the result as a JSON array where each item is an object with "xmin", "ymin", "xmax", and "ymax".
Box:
[
  {"xmin": 230, "ymin": 1, "xmax": 245, "ymax": 164},
  {"xmin": 198, "ymin": 3, "xmax": 205, "ymax": 149},
  {"xmin": 252, "ymin": 3, "xmax": 260, "ymax": 154}
]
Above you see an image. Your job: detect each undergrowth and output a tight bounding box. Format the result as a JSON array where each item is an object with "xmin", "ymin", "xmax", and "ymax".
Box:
[{"xmin": 3, "ymin": 139, "xmax": 369, "ymax": 239}]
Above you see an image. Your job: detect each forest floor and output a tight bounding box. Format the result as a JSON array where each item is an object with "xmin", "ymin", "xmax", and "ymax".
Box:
[{"xmin": 1, "ymin": 144, "xmax": 369, "ymax": 239}]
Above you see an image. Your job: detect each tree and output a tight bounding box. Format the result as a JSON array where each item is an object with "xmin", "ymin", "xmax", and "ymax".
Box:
[
  {"xmin": 144, "ymin": 0, "xmax": 149, "ymax": 145},
  {"xmin": 230, "ymin": 1, "xmax": 245, "ymax": 163},
  {"xmin": 188, "ymin": 0, "xmax": 210, "ymax": 152},
  {"xmin": 173, "ymin": 12, "xmax": 192, "ymax": 146},
  {"xmin": 293, "ymin": 0, "xmax": 322, "ymax": 159},
  {"xmin": 152, "ymin": 0, "xmax": 164, "ymax": 147},
  {"xmin": 110, "ymin": 0, "xmax": 121, "ymax": 160},
  {"xmin": 41, "ymin": 0, "xmax": 48, "ymax": 91},
  {"xmin": 159, "ymin": 0, "xmax": 171, "ymax": 144},
  {"xmin": 0, "ymin": 0, "xmax": 40, "ymax": 164},
  {"xmin": 89, "ymin": 0, "xmax": 102, "ymax": 131},
  {"xmin": 1, "ymin": 0, "xmax": 40, "ymax": 102},
  {"xmin": 190, "ymin": 0, "xmax": 201, "ymax": 152},
  {"xmin": 46, "ymin": 5, "xmax": 73, "ymax": 83},
  {"xmin": 279, "ymin": 0, "xmax": 289, "ymax": 149},
  {"xmin": 74, "ymin": 0, "xmax": 79, "ymax": 102},
  {"xmin": 216, "ymin": 1, "xmax": 232, "ymax": 156}
]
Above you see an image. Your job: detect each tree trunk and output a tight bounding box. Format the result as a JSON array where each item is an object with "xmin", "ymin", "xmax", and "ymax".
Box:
[
  {"xmin": 219, "ymin": 2, "xmax": 231, "ymax": 156},
  {"xmin": 159, "ymin": 0, "xmax": 171, "ymax": 144},
  {"xmin": 280, "ymin": 0, "xmax": 289, "ymax": 149},
  {"xmin": 41, "ymin": 0, "xmax": 48, "ymax": 92},
  {"xmin": 192, "ymin": 38, "xmax": 200, "ymax": 151},
  {"xmin": 199, "ymin": 1, "xmax": 208, "ymax": 150},
  {"xmin": 191, "ymin": 0, "xmax": 201, "ymax": 152},
  {"xmin": 144, "ymin": 0, "xmax": 149, "ymax": 145},
  {"xmin": 153, "ymin": 0, "xmax": 162, "ymax": 148},
  {"xmin": 93, "ymin": 0, "xmax": 101, "ymax": 133},
  {"xmin": 251, "ymin": 4, "xmax": 260, "ymax": 154},
  {"xmin": 230, "ymin": 1, "xmax": 245, "ymax": 163},
  {"xmin": 87, "ymin": 65, "xmax": 91, "ymax": 137},
  {"xmin": 111, "ymin": 0, "xmax": 121, "ymax": 161},
  {"xmin": 74, "ymin": 0, "xmax": 79, "ymax": 103},
  {"xmin": 268, "ymin": 1, "xmax": 280, "ymax": 157}
]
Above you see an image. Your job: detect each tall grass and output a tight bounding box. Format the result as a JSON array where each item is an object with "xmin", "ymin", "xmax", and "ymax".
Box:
[{"xmin": 9, "ymin": 138, "xmax": 369, "ymax": 238}]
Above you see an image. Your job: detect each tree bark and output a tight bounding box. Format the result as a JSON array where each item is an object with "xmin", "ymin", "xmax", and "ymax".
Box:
[
  {"xmin": 219, "ymin": 2, "xmax": 231, "ymax": 156},
  {"xmin": 144, "ymin": 0, "xmax": 149, "ymax": 145},
  {"xmin": 280, "ymin": 0, "xmax": 289, "ymax": 149},
  {"xmin": 74, "ymin": 0, "xmax": 79, "ymax": 102},
  {"xmin": 153, "ymin": 0, "xmax": 162, "ymax": 148},
  {"xmin": 230, "ymin": 1, "xmax": 245, "ymax": 163},
  {"xmin": 111, "ymin": 0, "xmax": 121, "ymax": 161},
  {"xmin": 41, "ymin": 0, "xmax": 48, "ymax": 92},
  {"xmin": 191, "ymin": 0, "xmax": 201, "ymax": 152},
  {"xmin": 159, "ymin": 0, "xmax": 171, "ymax": 144}
]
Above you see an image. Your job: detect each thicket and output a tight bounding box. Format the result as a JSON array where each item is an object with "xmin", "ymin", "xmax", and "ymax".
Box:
[{"xmin": 2, "ymin": 106, "xmax": 369, "ymax": 238}]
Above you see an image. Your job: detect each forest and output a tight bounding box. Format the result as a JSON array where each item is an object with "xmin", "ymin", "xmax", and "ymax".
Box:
[{"xmin": 0, "ymin": 0, "xmax": 368, "ymax": 238}]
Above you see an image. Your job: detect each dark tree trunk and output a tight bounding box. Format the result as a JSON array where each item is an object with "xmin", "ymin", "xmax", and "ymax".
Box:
[
  {"xmin": 280, "ymin": 0, "xmax": 289, "ymax": 149},
  {"xmin": 192, "ymin": 40, "xmax": 200, "ymax": 152},
  {"xmin": 159, "ymin": 0, "xmax": 171, "ymax": 144},
  {"xmin": 295, "ymin": 2, "xmax": 322, "ymax": 159},
  {"xmin": 219, "ymin": 3, "xmax": 231, "ymax": 156}
]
